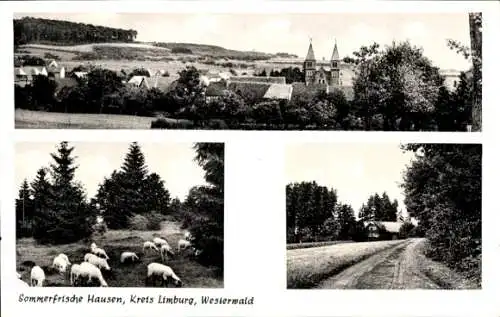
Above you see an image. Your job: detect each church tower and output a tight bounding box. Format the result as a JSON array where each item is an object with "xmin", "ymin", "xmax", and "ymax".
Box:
[
  {"xmin": 303, "ymin": 39, "xmax": 316, "ymax": 86},
  {"xmin": 330, "ymin": 39, "xmax": 340, "ymax": 86}
]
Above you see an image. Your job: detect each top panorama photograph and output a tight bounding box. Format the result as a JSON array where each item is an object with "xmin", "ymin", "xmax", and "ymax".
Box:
[{"xmin": 14, "ymin": 12, "xmax": 482, "ymax": 131}]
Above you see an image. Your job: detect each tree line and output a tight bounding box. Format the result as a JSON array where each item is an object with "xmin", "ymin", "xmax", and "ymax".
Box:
[
  {"xmin": 401, "ymin": 143, "xmax": 481, "ymax": 282},
  {"xmin": 16, "ymin": 141, "xmax": 224, "ymax": 270},
  {"xmin": 14, "ymin": 17, "xmax": 138, "ymax": 47},
  {"xmin": 286, "ymin": 181, "xmax": 410, "ymax": 243}
]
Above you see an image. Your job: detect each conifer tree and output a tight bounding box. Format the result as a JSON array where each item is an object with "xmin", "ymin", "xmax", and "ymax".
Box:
[{"xmin": 15, "ymin": 179, "xmax": 34, "ymax": 237}]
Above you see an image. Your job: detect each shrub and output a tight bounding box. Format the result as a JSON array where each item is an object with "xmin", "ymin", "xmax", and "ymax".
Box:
[
  {"xmin": 128, "ymin": 214, "xmax": 149, "ymax": 230},
  {"xmin": 171, "ymin": 47, "xmax": 193, "ymax": 54},
  {"xmin": 44, "ymin": 52, "xmax": 60, "ymax": 60},
  {"xmin": 151, "ymin": 118, "xmax": 195, "ymax": 129}
]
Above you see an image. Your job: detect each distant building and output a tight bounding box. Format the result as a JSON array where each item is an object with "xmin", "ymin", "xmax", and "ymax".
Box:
[{"xmin": 363, "ymin": 221, "xmax": 403, "ymax": 241}]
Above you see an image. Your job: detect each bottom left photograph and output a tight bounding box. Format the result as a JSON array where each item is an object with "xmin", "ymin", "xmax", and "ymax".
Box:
[{"xmin": 14, "ymin": 141, "xmax": 224, "ymax": 288}]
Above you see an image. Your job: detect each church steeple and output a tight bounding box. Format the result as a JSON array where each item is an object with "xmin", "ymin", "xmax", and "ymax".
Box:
[
  {"xmin": 331, "ymin": 38, "xmax": 339, "ymax": 62},
  {"xmin": 304, "ymin": 38, "xmax": 317, "ymax": 86},
  {"xmin": 305, "ymin": 38, "xmax": 316, "ymax": 61}
]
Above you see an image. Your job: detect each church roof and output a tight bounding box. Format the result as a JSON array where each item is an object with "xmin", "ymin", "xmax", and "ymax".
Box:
[
  {"xmin": 305, "ymin": 42, "xmax": 316, "ymax": 61},
  {"xmin": 331, "ymin": 40, "xmax": 339, "ymax": 60}
]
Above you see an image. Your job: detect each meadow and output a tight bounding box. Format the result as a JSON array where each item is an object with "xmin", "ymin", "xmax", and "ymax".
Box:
[
  {"xmin": 16, "ymin": 221, "xmax": 223, "ymax": 288},
  {"xmin": 286, "ymin": 240, "xmax": 351, "ymax": 250},
  {"xmin": 287, "ymin": 240, "xmax": 406, "ymax": 289},
  {"xmin": 15, "ymin": 109, "xmax": 192, "ymax": 129}
]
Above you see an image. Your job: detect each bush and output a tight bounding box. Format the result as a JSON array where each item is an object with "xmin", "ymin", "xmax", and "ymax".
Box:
[
  {"xmin": 151, "ymin": 118, "xmax": 195, "ymax": 129},
  {"xmin": 44, "ymin": 52, "xmax": 60, "ymax": 60},
  {"xmin": 128, "ymin": 214, "xmax": 149, "ymax": 230},
  {"xmin": 171, "ymin": 47, "xmax": 193, "ymax": 54}
]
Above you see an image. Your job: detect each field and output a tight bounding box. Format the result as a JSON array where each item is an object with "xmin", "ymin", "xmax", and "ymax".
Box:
[
  {"xmin": 15, "ymin": 109, "xmax": 191, "ymax": 129},
  {"xmin": 287, "ymin": 240, "xmax": 406, "ymax": 289},
  {"xmin": 16, "ymin": 221, "xmax": 223, "ymax": 288},
  {"xmin": 286, "ymin": 240, "xmax": 352, "ymax": 250}
]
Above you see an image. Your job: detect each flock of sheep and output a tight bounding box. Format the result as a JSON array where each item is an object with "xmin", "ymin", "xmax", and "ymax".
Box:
[{"xmin": 17, "ymin": 231, "xmax": 200, "ymax": 288}]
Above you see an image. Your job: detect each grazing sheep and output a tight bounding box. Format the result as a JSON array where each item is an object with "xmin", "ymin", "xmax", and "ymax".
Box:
[
  {"xmin": 160, "ymin": 244, "xmax": 174, "ymax": 263},
  {"xmin": 78, "ymin": 262, "xmax": 108, "ymax": 287},
  {"xmin": 146, "ymin": 263, "xmax": 182, "ymax": 287},
  {"xmin": 84, "ymin": 253, "xmax": 111, "ymax": 271},
  {"xmin": 143, "ymin": 241, "xmax": 159, "ymax": 252},
  {"xmin": 70, "ymin": 264, "xmax": 82, "ymax": 285},
  {"xmin": 57, "ymin": 253, "xmax": 71, "ymax": 265},
  {"xmin": 184, "ymin": 231, "xmax": 193, "ymax": 241},
  {"xmin": 30, "ymin": 266, "xmax": 45, "ymax": 287},
  {"xmin": 120, "ymin": 252, "xmax": 139, "ymax": 264},
  {"xmin": 52, "ymin": 255, "xmax": 69, "ymax": 274},
  {"xmin": 153, "ymin": 237, "xmax": 169, "ymax": 247},
  {"xmin": 177, "ymin": 239, "xmax": 192, "ymax": 252},
  {"xmin": 91, "ymin": 246, "xmax": 109, "ymax": 260},
  {"xmin": 90, "ymin": 242, "xmax": 97, "ymax": 250}
]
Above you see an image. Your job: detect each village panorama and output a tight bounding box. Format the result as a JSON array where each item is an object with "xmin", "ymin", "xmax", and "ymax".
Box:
[{"xmin": 13, "ymin": 13, "xmax": 482, "ymax": 131}]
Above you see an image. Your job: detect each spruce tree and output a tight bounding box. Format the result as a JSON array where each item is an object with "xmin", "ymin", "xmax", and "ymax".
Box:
[
  {"xmin": 15, "ymin": 179, "xmax": 34, "ymax": 237},
  {"xmin": 185, "ymin": 143, "xmax": 224, "ymax": 271},
  {"xmin": 33, "ymin": 142, "xmax": 94, "ymax": 244},
  {"xmin": 31, "ymin": 167, "xmax": 54, "ymax": 242}
]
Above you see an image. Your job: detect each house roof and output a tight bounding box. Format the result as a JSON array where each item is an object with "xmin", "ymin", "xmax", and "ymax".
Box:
[
  {"xmin": 363, "ymin": 221, "xmax": 403, "ymax": 233},
  {"xmin": 128, "ymin": 75, "xmax": 150, "ymax": 89},
  {"xmin": 263, "ymin": 83, "xmax": 293, "ymax": 100},
  {"xmin": 149, "ymin": 76, "xmax": 174, "ymax": 91},
  {"xmin": 227, "ymin": 82, "xmax": 271, "ymax": 102}
]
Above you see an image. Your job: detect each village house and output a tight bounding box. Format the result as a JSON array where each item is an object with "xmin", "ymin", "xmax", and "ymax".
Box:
[{"xmin": 363, "ymin": 221, "xmax": 403, "ymax": 241}]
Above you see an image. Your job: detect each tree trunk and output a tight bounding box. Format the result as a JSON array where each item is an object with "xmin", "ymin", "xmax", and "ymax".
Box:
[{"xmin": 469, "ymin": 13, "xmax": 482, "ymax": 132}]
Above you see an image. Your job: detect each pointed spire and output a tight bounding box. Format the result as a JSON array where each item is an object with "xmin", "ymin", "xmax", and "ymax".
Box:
[
  {"xmin": 331, "ymin": 38, "xmax": 339, "ymax": 61},
  {"xmin": 305, "ymin": 38, "xmax": 316, "ymax": 61}
]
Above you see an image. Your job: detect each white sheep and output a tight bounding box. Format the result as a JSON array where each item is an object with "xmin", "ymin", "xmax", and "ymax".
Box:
[
  {"xmin": 90, "ymin": 242, "xmax": 97, "ymax": 250},
  {"xmin": 177, "ymin": 239, "xmax": 192, "ymax": 252},
  {"xmin": 153, "ymin": 237, "xmax": 169, "ymax": 247},
  {"xmin": 84, "ymin": 253, "xmax": 111, "ymax": 271},
  {"xmin": 184, "ymin": 231, "xmax": 193, "ymax": 241},
  {"xmin": 57, "ymin": 253, "xmax": 71, "ymax": 265},
  {"xmin": 78, "ymin": 262, "xmax": 108, "ymax": 287},
  {"xmin": 30, "ymin": 266, "xmax": 45, "ymax": 287},
  {"xmin": 16, "ymin": 272, "xmax": 21, "ymax": 279},
  {"xmin": 146, "ymin": 263, "xmax": 182, "ymax": 287},
  {"xmin": 143, "ymin": 241, "xmax": 159, "ymax": 252},
  {"xmin": 70, "ymin": 264, "xmax": 82, "ymax": 285},
  {"xmin": 120, "ymin": 251, "xmax": 139, "ymax": 264},
  {"xmin": 52, "ymin": 255, "xmax": 69, "ymax": 274},
  {"xmin": 160, "ymin": 244, "xmax": 174, "ymax": 263},
  {"xmin": 91, "ymin": 246, "xmax": 109, "ymax": 260}
]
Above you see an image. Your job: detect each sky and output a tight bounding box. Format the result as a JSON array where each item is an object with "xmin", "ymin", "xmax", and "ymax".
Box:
[
  {"xmin": 285, "ymin": 143, "xmax": 417, "ymax": 218},
  {"xmin": 15, "ymin": 142, "xmax": 207, "ymax": 202},
  {"xmin": 14, "ymin": 12, "xmax": 472, "ymax": 71}
]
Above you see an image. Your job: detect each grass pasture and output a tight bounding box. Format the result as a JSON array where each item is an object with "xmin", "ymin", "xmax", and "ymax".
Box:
[
  {"xmin": 286, "ymin": 240, "xmax": 352, "ymax": 250},
  {"xmin": 16, "ymin": 222, "xmax": 223, "ymax": 288},
  {"xmin": 15, "ymin": 109, "xmax": 191, "ymax": 129},
  {"xmin": 287, "ymin": 240, "xmax": 406, "ymax": 289}
]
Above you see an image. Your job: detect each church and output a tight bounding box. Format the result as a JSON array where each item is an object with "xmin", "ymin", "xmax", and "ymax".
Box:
[{"xmin": 303, "ymin": 39, "xmax": 342, "ymax": 87}]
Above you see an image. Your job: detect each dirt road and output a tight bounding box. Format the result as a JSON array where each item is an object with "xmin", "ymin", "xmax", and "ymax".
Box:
[{"xmin": 314, "ymin": 238, "xmax": 442, "ymax": 289}]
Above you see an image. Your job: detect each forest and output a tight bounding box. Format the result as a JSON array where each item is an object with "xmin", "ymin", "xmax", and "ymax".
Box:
[{"xmin": 14, "ymin": 17, "xmax": 138, "ymax": 46}]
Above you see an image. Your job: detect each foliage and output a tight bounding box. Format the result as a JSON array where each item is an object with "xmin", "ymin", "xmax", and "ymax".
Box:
[
  {"xmin": 14, "ymin": 16, "xmax": 137, "ymax": 46},
  {"xmin": 95, "ymin": 142, "xmax": 171, "ymax": 229},
  {"xmin": 398, "ymin": 221, "xmax": 416, "ymax": 239},
  {"xmin": 401, "ymin": 143, "xmax": 481, "ymax": 279},
  {"xmin": 29, "ymin": 142, "xmax": 95, "ymax": 244},
  {"xmin": 358, "ymin": 192, "xmax": 399, "ymax": 222},
  {"xmin": 182, "ymin": 143, "xmax": 224, "ymax": 271}
]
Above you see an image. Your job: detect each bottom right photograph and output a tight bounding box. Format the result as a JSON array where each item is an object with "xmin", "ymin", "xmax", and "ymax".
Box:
[{"xmin": 285, "ymin": 143, "xmax": 481, "ymax": 290}]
